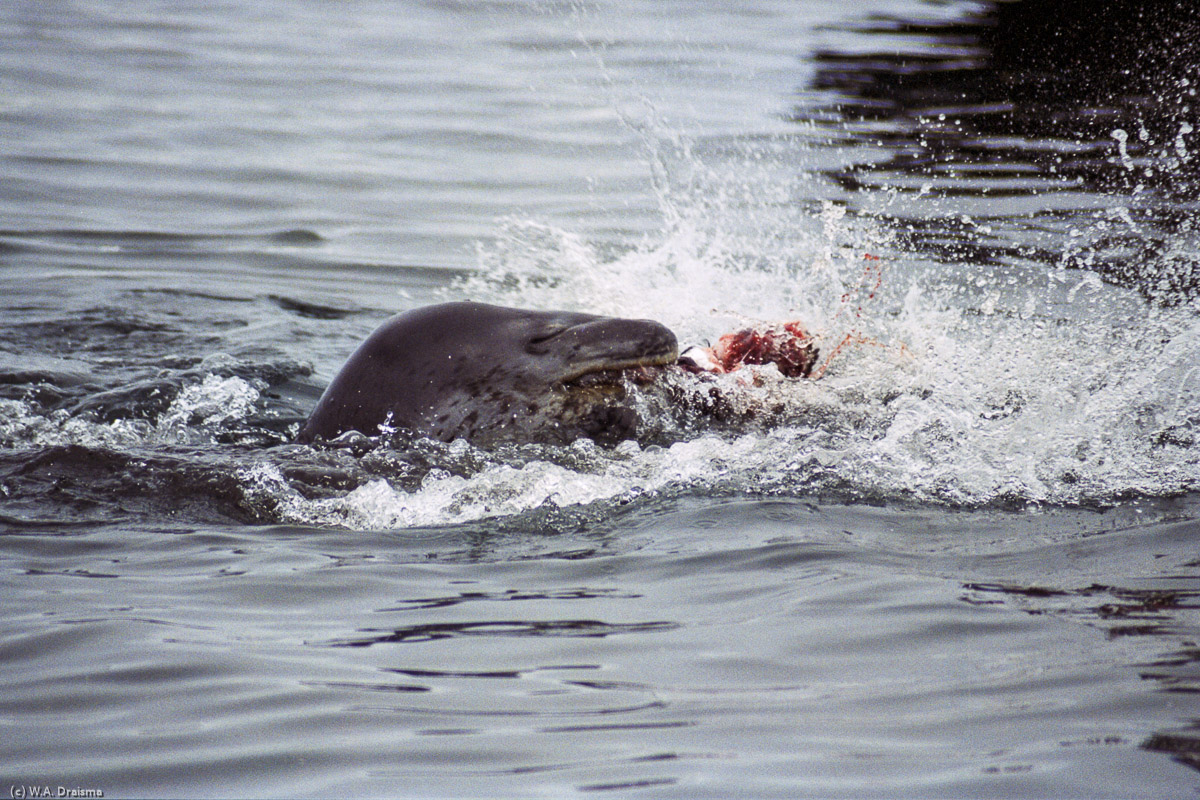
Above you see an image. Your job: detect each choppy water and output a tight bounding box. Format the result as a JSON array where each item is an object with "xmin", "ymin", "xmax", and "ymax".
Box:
[{"xmin": 3, "ymin": 0, "xmax": 1200, "ymax": 797}]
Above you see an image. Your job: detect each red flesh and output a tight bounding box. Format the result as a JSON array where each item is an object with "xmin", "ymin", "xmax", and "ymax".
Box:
[{"xmin": 710, "ymin": 321, "xmax": 818, "ymax": 378}]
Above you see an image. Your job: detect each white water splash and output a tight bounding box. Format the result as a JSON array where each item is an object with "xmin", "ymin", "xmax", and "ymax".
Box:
[
  {"xmin": 0, "ymin": 399, "xmax": 150, "ymax": 450},
  {"xmin": 262, "ymin": 298, "xmax": 1199, "ymax": 528},
  {"xmin": 0, "ymin": 374, "xmax": 263, "ymax": 449},
  {"xmin": 244, "ymin": 434, "xmax": 777, "ymax": 529},
  {"xmin": 404, "ymin": 122, "xmax": 1200, "ymax": 521},
  {"xmin": 154, "ymin": 374, "xmax": 262, "ymax": 439},
  {"xmin": 456, "ymin": 121, "xmax": 891, "ymax": 349}
]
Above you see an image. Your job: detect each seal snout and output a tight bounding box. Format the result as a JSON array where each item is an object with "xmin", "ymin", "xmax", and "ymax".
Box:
[{"xmin": 555, "ymin": 317, "xmax": 679, "ymax": 383}]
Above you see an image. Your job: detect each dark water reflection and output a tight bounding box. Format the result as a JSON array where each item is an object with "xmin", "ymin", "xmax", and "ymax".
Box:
[
  {"xmin": 960, "ymin": 547, "xmax": 1200, "ymax": 773},
  {"xmin": 807, "ymin": 0, "xmax": 1200, "ymax": 301}
]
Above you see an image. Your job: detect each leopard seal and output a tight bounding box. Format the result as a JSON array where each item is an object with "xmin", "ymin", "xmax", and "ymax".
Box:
[{"xmin": 297, "ymin": 301, "xmax": 679, "ymax": 446}]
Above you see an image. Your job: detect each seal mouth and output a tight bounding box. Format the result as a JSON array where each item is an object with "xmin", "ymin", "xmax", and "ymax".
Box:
[{"xmin": 560, "ymin": 352, "xmax": 679, "ymax": 389}]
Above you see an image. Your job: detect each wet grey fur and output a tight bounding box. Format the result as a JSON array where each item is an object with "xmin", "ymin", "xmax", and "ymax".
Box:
[{"xmin": 297, "ymin": 302, "xmax": 678, "ymax": 446}]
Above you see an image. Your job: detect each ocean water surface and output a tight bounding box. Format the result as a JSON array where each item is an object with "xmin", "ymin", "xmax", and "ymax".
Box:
[{"xmin": 2, "ymin": 0, "xmax": 1200, "ymax": 796}]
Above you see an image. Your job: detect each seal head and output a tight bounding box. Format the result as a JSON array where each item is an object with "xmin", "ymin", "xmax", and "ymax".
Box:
[{"xmin": 297, "ymin": 302, "xmax": 678, "ymax": 446}]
